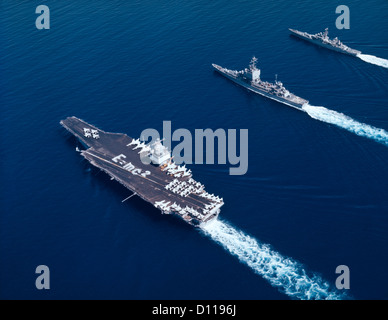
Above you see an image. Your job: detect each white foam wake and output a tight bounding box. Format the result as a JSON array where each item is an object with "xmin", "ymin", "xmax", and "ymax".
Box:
[
  {"xmin": 357, "ymin": 54, "xmax": 388, "ymax": 69},
  {"xmin": 302, "ymin": 104, "xmax": 388, "ymax": 146},
  {"xmin": 201, "ymin": 219, "xmax": 343, "ymax": 300}
]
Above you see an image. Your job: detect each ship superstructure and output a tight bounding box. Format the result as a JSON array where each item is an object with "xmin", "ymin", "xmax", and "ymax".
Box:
[
  {"xmin": 289, "ymin": 28, "xmax": 361, "ymax": 56},
  {"xmin": 61, "ymin": 117, "xmax": 223, "ymax": 226},
  {"xmin": 212, "ymin": 57, "xmax": 308, "ymax": 110}
]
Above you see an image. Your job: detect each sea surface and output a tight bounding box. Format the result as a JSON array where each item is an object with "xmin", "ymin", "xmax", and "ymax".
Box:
[{"xmin": 1, "ymin": 0, "xmax": 387, "ymax": 300}]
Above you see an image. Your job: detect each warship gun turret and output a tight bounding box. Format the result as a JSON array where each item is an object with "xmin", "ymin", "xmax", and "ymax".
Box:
[
  {"xmin": 60, "ymin": 117, "xmax": 223, "ymax": 226},
  {"xmin": 212, "ymin": 57, "xmax": 308, "ymax": 110},
  {"xmin": 289, "ymin": 28, "xmax": 362, "ymax": 56}
]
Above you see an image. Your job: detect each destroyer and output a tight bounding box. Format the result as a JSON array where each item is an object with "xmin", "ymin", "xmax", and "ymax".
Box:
[
  {"xmin": 60, "ymin": 117, "xmax": 223, "ymax": 226},
  {"xmin": 212, "ymin": 57, "xmax": 308, "ymax": 111},
  {"xmin": 289, "ymin": 28, "xmax": 361, "ymax": 56}
]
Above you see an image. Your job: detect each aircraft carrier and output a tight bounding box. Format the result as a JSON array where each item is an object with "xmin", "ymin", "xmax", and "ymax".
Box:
[
  {"xmin": 289, "ymin": 28, "xmax": 362, "ymax": 56},
  {"xmin": 60, "ymin": 116, "xmax": 223, "ymax": 226},
  {"xmin": 212, "ymin": 57, "xmax": 308, "ymax": 111}
]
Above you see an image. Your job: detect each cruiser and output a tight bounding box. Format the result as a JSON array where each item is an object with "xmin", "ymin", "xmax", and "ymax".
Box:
[
  {"xmin": 212, "ymin": 57, "xmax": 308, "ymax": 111},
  {"xmin": 289, "ymin": 28, "xmax": 361, "ymax": 56},
  {"xmin": 60, "ymin": 117, "xmax": 223, "ymax": 226}
]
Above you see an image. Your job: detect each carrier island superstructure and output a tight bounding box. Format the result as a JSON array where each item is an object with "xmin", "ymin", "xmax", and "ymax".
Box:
[
  {"xmin": 212, "ymin": 57, "xmax": 309, "ymax": 111},
  {"xmin": 60, "ymin": 117, "xmax": 223, "ymax": 226},
  {"xmin": 289, "ymin": 28, "xmax": 362, "ymax": 56}
]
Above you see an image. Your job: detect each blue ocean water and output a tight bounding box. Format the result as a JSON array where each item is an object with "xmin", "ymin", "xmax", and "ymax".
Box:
[{"xmin": 1, "ymin": 0, "xmax": 387, "ymax": 299}]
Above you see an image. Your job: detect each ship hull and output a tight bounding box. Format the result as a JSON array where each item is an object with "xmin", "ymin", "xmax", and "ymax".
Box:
[
  {"xmin": 289, "ymin": 29, "xmax": 361, "ymax": 56},
  {"xmin": 213, "ymin": 66, "xmax": 306, "ymax": 111}
]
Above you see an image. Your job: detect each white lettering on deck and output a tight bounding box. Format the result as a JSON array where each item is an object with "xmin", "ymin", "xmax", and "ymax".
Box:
[{"xmin": 112, "ymin": 154, "xmax": 151, "ymax": 178}]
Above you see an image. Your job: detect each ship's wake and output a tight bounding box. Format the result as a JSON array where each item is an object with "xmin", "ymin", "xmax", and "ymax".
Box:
[
  {"xmin": 201, "ymin": 219, "xmax": 344, "ymax": 300},
  {"xmin": 302, "ymin": 104, "xmax": 388, "ymax": 147},
  {"xmin": 356, "ymin": 54, "xmax": 388, "ymax": 69}
]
